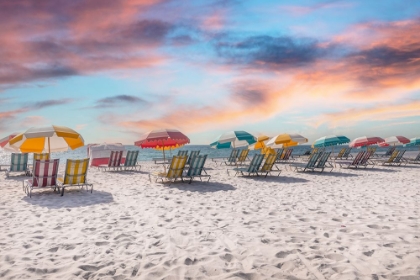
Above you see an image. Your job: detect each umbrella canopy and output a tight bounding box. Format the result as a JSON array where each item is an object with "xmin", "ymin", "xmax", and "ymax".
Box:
[
  {"xmin": 266, "ymin": 133, "xmax": 308, "ymax": 148},
  {"xmin": 405, "ymin": 137, "xmax": 420, "ymax": 147},
  {"xmin": 313, "ymin": 135, "xmax": 350, "ymax": 148},
  {"xmin": 379, "ymin": 136, "xmax": 410, "ymax": 147},
  {"xmin": 135, "ymin": 129, "xmax": 190, "ymax": 149},
  {"xmin": 349, "ymin": 136, "xmax": 384, "ymax": 148},
  {"xmin": 0, "ymin": 133, "xmax": 20, "ymax": 152},
  {"xmin": 154, "ymin": 143, "xmax": 185, "ymax": 151},
  {"xmin": 9, "ymin": 125, "xmax": 84, "ymax": 153},
  {"xmin": 210, "ymin": 131, "xmax": 256, "ymax": 149},
  {"xmin": 248, "ymin": 135, "xmax": 270, "ymax": 150}
]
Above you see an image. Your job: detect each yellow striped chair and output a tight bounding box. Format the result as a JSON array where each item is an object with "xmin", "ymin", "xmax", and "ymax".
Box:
[
  {"xmin": 150, "ymin": 155, "xmax": 187, "ymax": 184},
  {"xmin": 58, "ymin": 158, "xmax": 92, "ymax": 196},
  {"xmin": 258, "ymin": 154, "xmax": 281, "ymax": 177},
  {"xmin": 236, "ymin": 149, "xmax": 249, "ymax": 165}
]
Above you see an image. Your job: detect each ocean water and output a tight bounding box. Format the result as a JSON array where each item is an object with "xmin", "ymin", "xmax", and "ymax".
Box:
[{"xmin": 0, "ymin": 144, "xmax": 419, "ymax": 165}]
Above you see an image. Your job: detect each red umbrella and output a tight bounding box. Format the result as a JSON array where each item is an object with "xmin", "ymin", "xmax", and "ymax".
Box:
[
  {"xmin": 349, "ymin": 136, "xmax": 384, "ymax": 148},
  {"xmin": 379, "ymin": 136, "xmax": 410, "ymax": 147},
  {"xmin": 135, "ymin": 129, "xmax": 190, "ymax": 172},
  {"xmin": 0, "ymin": 133, "xmax": 19, "ymax": 151}
]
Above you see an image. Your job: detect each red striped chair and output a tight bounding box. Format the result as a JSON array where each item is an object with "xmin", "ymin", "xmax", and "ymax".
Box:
[
  {"xmin": 98, "ymin": 151, "xmax": 123, "ymax": 171},
  {"xmin": 23, "ymin": 159, "xmax": 60, "ymax": 198}
]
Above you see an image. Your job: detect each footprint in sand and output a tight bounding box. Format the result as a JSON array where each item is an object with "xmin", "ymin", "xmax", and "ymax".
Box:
[
  {"xmin": 367, "ymin": 224, "xmax": 380, "ymax": 229},
  {"xmin": 95, "ymin": 241, "xmax": 110, "ymax": 246},
  {"xmin": 325, "ymin": 253, "xmax": 346, "ymax": 261},
  {"xmin": 275, "ymin": 251, "xmax": 294, "ymax": 258},
  {"xmin": 48, "ymin": 247, "xmax": 58, "ymax": 252},
  {"xmin": 363, "ymin": 250, "xmax": 375, "ymax": 257}
]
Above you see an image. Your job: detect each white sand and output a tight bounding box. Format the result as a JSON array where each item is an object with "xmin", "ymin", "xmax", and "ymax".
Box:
[{"xmin": 0, "ymin": 159, "xmax": 419, "ymax": 279}]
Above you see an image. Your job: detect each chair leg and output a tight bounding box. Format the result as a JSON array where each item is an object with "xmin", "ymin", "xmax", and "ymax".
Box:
[{"xmin": 61, "ymin": 187, "xmax": 65, "ymax": 196}]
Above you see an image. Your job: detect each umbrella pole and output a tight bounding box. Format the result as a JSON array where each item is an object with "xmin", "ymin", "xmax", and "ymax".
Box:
[
  {"xmin": 162, "ymin": 139, "xmax": 166, "ymax": 173},
  {"xmin": 48, "ymin": 137, "xmax": 51, "ymax": 156}
]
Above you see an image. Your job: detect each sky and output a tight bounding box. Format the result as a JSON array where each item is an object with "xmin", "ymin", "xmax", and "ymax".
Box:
[{"xmin": 1, "ymin": 0, "xmax": 420, "ymax": 144}]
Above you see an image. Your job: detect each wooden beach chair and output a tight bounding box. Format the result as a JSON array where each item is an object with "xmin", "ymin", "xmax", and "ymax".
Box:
[
  {"xmin": 236, "ymin": 149, "xmax": 250, "ymax": 165},
  {"xmin": 150, "ymin": 155, "xmax": 187, "ymax": 184},
  {"xmin": 337, "ymin": 151, "xmax": 365, "ymax": 168},
  {"xmin": 230, "ymin": 154, "xmax": 264, "ymax": 176},
  {"xmin": 98, "ymin": 150, "xmax": 123, "ymax": 171},
  {"xmin": 122, "ymin": 150, "xmax": 140, "ymax": 170},
  {"xmin": 58, "ymin": 158, "xmax": 93, "ymax": 196},
  {"xmin": 23, "ymin": 159, "xmax": 60, "ymax": 198},
  {"xmin": 257, "ymin": 154, "xmax": 281, "ymax": 177},
  {"xmin": 187, "ymin": 150, "xmax": 200, "ymax": 165},
  {"xmin": 6, "ymin": 153, "xmax": 30, "ymax": 177},
  {"xmin": 184, "ymin": 155, "xmax": 210, "ymax": 183}
]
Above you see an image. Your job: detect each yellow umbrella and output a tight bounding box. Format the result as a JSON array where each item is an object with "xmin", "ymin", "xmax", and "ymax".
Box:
[
  {"xmin": 267, "ymin": 133, "xmax": 308, "ymax": 148},
  {"xmin": 9, "ymin": 125, "xmax": 84, "ymax": 154},
  {"xmin": 249, "ymin": 135, "xmax": 277, "ymax": 156}
]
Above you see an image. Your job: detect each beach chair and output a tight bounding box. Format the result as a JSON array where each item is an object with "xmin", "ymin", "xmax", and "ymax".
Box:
[
  {"xmin": 223, "ymin": 149, "xmax": 239, "ymax": 165},
  {"xmin": 6, "ymin": 153, "xmax": 30, "ymax": 177},
  {"xmin": 367, "ymin": 146, "xmax": 377, "ymax": 157},
  {"xmin": 334, "ymin": 148, "xmax": 346, "ymax": 159},
  {"xmin": 374, "ymin": 150, "xmax": 398, "ymax": 165},
  {"xmin": 57, "ymin": 158, "xmax": 93, "ymax": 196},
  {"xmin": 98, "ymin": 150, "xmax": 123, "ymax": 171},
  {"xmin": 122, "ymin": 150, "xmax": 140, "ymax": 170},
  {"xmin": 292, "ymin": 152, "xmax": 321, "ymax": 172},
  {"xmin": 337, "ymin": 151, "xmax": 365, "ymax": 168},
  {"xmin": 187, "ymin": 150, "xmax": 200, "ymax": 165},
  {"xmin": 184, "ymin": 155, "xmax": 210, "ymax": 183},
  {"xmin": 178, "ymin": 150, "xmax": 188, "ymax": 157},
  {"xmin": 342, "ymin": 147, "xmax": 353, "ymax": 159},
  {"xmin": 276, "ymin": 149, "xmax": 293, "ymax": 163},
  {"xmin": 356, "ymin": 151, "xmax": 375, "ymax": 168},
  {"xmin": 257, "ymin": 154, "xmax": 281, "ymax": 177},
  {"xmin": 23, "ymin": 159, "xmax": 60, "ymax": 198},
  {"xmin": 314, "ymin": 152, "xmax": 333, "ymax": 172},
  {"xmin": 405, "ymin": 151, "xmax": 420, "ymax": 164},
  {"xmin": 379, "ymin": 147, "xmax": 396, "ymax": 157},
  {"xmin": 150, "ymin": 155, "xmax": 187, "ymax": 184},
  {"xmin": 230, "ymin": 154, "xmax": 264, "ymax": 176},
  {"xmin": 236, "ymin": 149, "xmax": 250, "ymax": 165},
  {"xmin": 388, "ymin": 150, "xmax": 406, "ymax": 166},
  {"xmin": 30, "ymin": 153, "xmax": 50, "ymax": 175},
  {"xmin": 275, "ymin": 148, "xmax": 284, "ymax": 161}
]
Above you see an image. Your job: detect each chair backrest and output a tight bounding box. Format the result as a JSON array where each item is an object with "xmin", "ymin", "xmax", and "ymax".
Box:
[
  {"xmin": 343, "ymin": 148, "xmax": 352, "ymax": 158},
  {"xmin": 359, "ymin": 151, "xmax": 373, "ymax": 165},
  {"xmin": 260, "ymin": 154, "xmax": 276, "ymax": 172},
  {"xmin": 386, "ymin": 150, "xmax": 399, "ymax": 163},
  {"xmin": 227, "ymin": 149, "xmax": 239, "ymax": 163},
  {"xmin": 385, "ymin": 147, "xmax": 396, "ymax": 156},
  {"xmin": 246, "ymin": 154, "xmax": 264, "ymax": 173},
  {"xmin": 275, "ymin": 148, "xmax": 284, "ymax": 161},
  {"xmin": 316, "ymin": 152, "xmax": 331, "ymax": 168},
  {"xmin": 351, "ymin": 151, "xmax": 365, "ymax": 165},
  {"xmin": 177, "ymin": 150, "xmax": 188, "ymax": 157},
  {"xmin": 108, "ymin": 151, "xmax": 123, "ymax": 167},
  {"xmin": 33, "ymin": 153, "xmax": 50, "ymax": 169},
  {"xmin": 283, "ymin": 149, "xmax": 293, "ymax": 160},
  {"xmin": 306, "ymin": 152, "xmax": 321, "ymax": 168},
  {"xmin": 187, "ymin": 150, "xmax": 200, "ymax": 164},
  {"xmin": 32, "ymin": 159, "xmax": 60, "ymax": 187},
  {"xmin": 237, "ymin": 149, "xmax": 249, "ymax": 162},
  {"xmin": 336, "ymin": 148, "xmax": 346, "ymax": 158},
  {"xmin": 63, "ymin": 158, "xmax": 90, "ymax": 185},
  {"xmin": 124, "ymin": 151, "xmax": 139, "ymax": 167},
  {"xmin": 187, "ymin": 155, "xmax": 207, "ymax": 176},
  {"xmin": 167, "ymin": 155, "xmax": 187, "ymax": 178},
  {"xmin": 393, "ymin": 150, "xmax": 406, "ymax": 163},
  {"xmin": 414, "ymin": 151, "xmax": 420, "ymax": 161},
  {"xmin": 10, "ymin": 153, "xmax": 29, "ymax": 172},
  {"xmin": 367, "ymin": 146, "xmax": 377, "ymax": 153}
]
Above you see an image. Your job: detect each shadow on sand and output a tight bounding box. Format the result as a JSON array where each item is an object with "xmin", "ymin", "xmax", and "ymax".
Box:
[
  {"xmin": 21, "ymin": 189, "xmax": 114, "ymax": 209},
  {"xmin": 244, "ymin": 175, "xmax": 310, "ymax": 183},
  {"xmin": 162, "ymin": 181, "xmax": 236, "ymax": 193}
]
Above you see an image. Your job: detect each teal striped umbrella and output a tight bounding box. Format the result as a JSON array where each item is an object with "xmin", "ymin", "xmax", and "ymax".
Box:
[
  {"xmin": 210, "ymin": 131, "xmax": 256, "ymax": 149},
  {"xmin": 313, "ymin": 135, "xmax": 350, "ymax": 148},
  {"xmin": 405, "ymin": 137, "xmax": 420, "ymax": 148}
]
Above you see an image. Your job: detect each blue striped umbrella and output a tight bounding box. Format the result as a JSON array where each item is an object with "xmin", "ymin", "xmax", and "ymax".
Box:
[
  {"xmin": 405, "ymin": 137, "xmax": 420, "ymax": 147},
  {"xmin": 210, "ymin": 131, "xmax": 256, "ymax": 149},
  {"xmin": 313, "ymin": 135, "xmax": 350, "ymax": 148}
]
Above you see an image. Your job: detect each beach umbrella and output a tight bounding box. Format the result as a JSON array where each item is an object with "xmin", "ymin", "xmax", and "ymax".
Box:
[
  {"xmin": 0, "ymin": 132, "xmax": 20, "ymax": 152},
  {"xmin": 249, "ymin": 135, "xmax": 276, "ymax": 156},
  {"xmin": 379, "ymin": 136, "xmax": 410, "ymax": 147},
  {"xmin": 135, "ymin": 129, "xmax": 190, "ymax": 172},
  {"xmin": 9, "ymin": 125, "xmax": 84, "ymax": 154},
  {"xmin": 210, "ymin": 131, "xmax": 256, "ymax": 149},
  {"xmin": 349, "ymin": 136, "xmax": 384, "ymax": 148},
  {"xmin": 405, "ymin": 137, "xmax": 420, "ymax": 149},
  {"xmin": 313, "ymin": 135, "xmax": 350, "ymax": 148},
  {"xmin": 266, "ymin": 133, "xmax": 308, "ymax": 148}
]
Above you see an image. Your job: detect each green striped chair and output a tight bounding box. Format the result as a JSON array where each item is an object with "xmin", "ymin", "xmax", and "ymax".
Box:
[
  {"xmin": 123, "ymin": 150, "xmax": 140, "ymax": 170},
  {"xmin": 177, "ymin": 150, "xmax": 188, "ymax": 157},
  {"xmin": 187, "ymin": 150, "xmax": 200, "ymax": 165},
  {"xmin": 231, "ymin": 154, "xmax": 265, "ymax": 176},
  {"xmin": 292, "ymin": 152, "xmax": 321, "ymax": 172},
  {"xmin": 224, "ymin": 149, "xmax": 239, "ymax": 165},
  {"xmin": 6, "ymin": 153, "xmax": 29, "ymax": 177},
  {"xmin": 185, "ymin": 155, "xmax": 210, "ymax": 183}
]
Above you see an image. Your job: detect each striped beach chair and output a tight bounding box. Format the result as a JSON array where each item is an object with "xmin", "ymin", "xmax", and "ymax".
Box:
[
  {"xmin": 123, "ymin": 151, "xmax": 140, "ymax": 170},
  {"xmin": 405, "ymin": 151, "xmax": 420, "ymax": 164},
  {"xmin": 334, "ymin": 148, "xmax": 346, "ymax": 159},
  {"xmin": 23, "ymin": 159, "xmax": 60, "ymax": 198},
  {"xmin": 231, "ymin": 154, "xmax": 264, "ymax": 176},
  {"xmin": 342, "ymin": 147, "xmax": 352, "ymax": 159},
  {"xmin": 178, "ymin": 150, "xmax": 188, "ymax": 157},
  {"xmin": 236, "ymin": 149, "xmax": 250, "ymax": 165},
  {"xmin": 185, "ymin": 155, "xmax": 210, "ymax": 183},
  {"xmin": 6, "ymin": 153, "xmax": 30, "ymax": 177},
  {"xmin": 292, "ymin": 152, "xmax": 321, "ymax": 172},
  {"xmin": 58, "ymin": 158, "xmax": 92, "ymax": 196},
  {"xmin": 390, "ymin": 150, "xmax": 406, "ymax": 166},
  {"xmin": 187, "ymin": 150, "xmax": 200, "ymax": 165},
  {"xmin": 337, "ymin": 151, "xmax": 365, "ymax": 168},
  {"xmin": 357, "ymin": 151, "xmax": 375, "ymax": 168},
  {"xmin": 375, "ymin": 150, "xmax": 398, "ymax": 165},
  {"xmin": 314, "ymin": 152, "xmax": 333, "ymax": 172},
  {"xmin": 30, "ymin": 153, "xmax": 50, "ymax": 175},
  {"xmin": 275, "ymin": 148, "xmax": 284, "ymax": 162},
  {"xmin": 98, "ymin": 151, "xmax": 123, "ymax": 171},
  {"xmin": 258, "ymin": 154, "xmax": 281, "ymax": 177},
  {"xmin": 150, "ymin": 155, "xmax": 187, "ymax": 184},
  {"xmin": 223, "ymin": 149, "xmax": 239, "ymax": 165}
]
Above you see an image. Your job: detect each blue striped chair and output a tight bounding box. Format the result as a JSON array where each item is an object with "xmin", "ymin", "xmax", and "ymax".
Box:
[
  {"xmin": 185, "ymin": 155, "xmax": 210, "ymax": 183},
  {"xmin": 6, "ymin": 153, "xmax": 29, "ymax": 177}
]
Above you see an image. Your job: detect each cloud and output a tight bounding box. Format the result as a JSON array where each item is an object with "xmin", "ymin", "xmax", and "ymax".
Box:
[
  {"xmin": 280, "ymin": 0, "xmax": 352, "ymax": 16},
  {"xmin": 31, "ymin": 98, "xmax": 74, "ymax": 109},
  {"xmin": 94, "ymin": 94, "xmax": 148, "ymax": 108}
]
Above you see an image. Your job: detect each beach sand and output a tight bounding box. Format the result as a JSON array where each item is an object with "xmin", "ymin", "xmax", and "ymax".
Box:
[{"xmin": 0, "ymin": 159, "xmax": 419, "ymax": 279}]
